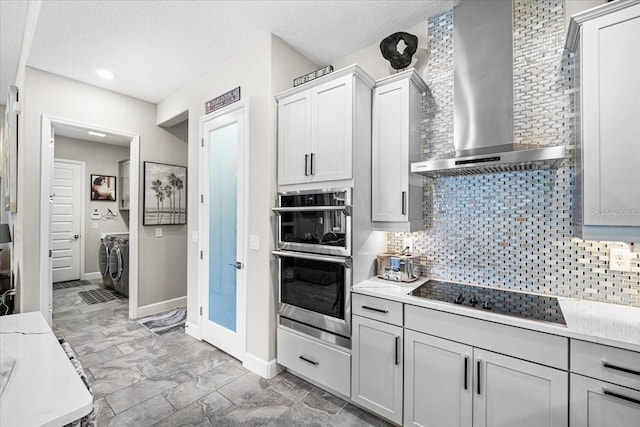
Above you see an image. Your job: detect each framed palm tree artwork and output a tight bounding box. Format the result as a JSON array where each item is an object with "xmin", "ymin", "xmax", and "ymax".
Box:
[{"xmin": 143, "ymin": 161, "xmax": 187, "ymax": 225}]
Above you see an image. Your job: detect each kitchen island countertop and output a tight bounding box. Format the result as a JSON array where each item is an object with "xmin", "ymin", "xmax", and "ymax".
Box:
[{"xmin": 353, "ymin": 277, "xmax": 640, "ymax": 353}]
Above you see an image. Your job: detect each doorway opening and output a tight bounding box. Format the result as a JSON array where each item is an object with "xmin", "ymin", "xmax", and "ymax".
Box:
[{"xmin": 40, "ymin": 115, "xmax": 140, "ymax": 323}]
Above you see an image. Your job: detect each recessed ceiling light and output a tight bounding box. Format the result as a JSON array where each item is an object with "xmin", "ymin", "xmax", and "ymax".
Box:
[
  {"xmin": 96, "ymin": 69, "xmax": 114, "ymax": 80},
  {"xmin": 88, "ymin": 131, "xmax": 106, "ymax": 137}
]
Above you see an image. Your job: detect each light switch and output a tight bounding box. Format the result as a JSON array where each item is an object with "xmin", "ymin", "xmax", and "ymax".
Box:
[
  {"xmin": 250, "ymin": 235, "xmax": 260, "ymax": 250},
  {"xmin": 155, "ymin": 227, "xmax": 163, "ymax": 238},
  {"xmin": 92, "ymin": 222, "xmax": 98, "ymax": 229},
  {"xmin": 192, "ymin": 231, "xmax": 199, "ymax": 243}
]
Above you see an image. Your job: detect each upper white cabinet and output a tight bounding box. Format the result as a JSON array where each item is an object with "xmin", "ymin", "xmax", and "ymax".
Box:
[
  {"xmin": 276, "ymin": 65, "xmax": 375, "ymax": 187},
  {"xmin": 372, "ymin": 69, "xmax": 426, "ymax": 231},
  {"xmin": 118, "ymin": 159, "xmax": 130, "ymax": 211},
  {"xmin": 566, "ymin": 1, "xmax": 640, "ymax": 241}
]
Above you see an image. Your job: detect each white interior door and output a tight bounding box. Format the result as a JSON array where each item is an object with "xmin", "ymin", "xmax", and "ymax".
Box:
[
  {"xmin": 200, "ymin": 105, "xmax": 246, "ymax": 361},
  {"xmin": 52, "ymin": 159, "xmax": 83, "ymax": 283}
]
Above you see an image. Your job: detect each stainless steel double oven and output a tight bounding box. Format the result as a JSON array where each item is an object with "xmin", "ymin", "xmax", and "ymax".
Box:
[{"xmin": 273, "ymin": 188, "xmax": 352, "ymax": 348}]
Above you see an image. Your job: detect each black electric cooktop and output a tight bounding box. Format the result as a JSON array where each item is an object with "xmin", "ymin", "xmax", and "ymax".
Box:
[{"xmin": 410, "ymin": 280, "xmax": 566, "ymax": 325}]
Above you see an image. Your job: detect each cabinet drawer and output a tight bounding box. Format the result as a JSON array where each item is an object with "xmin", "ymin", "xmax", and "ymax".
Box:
[
  {"xmin": 352, "ymin": 293, "xmax": 403, "ymax": 326},
  {"xmin": 277, "ymin": 327, "xmax": 350, "ymax": 397},
  {"xmin": 405, "ymin": 304, "xmax": 568, "ymax": 370},
  {"xmin": 571, "ymin": 340, "xmax": 640, "ymax": 391}
]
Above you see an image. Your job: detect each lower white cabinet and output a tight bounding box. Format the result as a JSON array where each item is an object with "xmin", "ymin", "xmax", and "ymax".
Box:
[
  {"xmin": 404, "ymin": 329, "xmax": 568, "ymax": 427},
  {"xmin": 277, "ymin": 327, "xmax": 351, "ymax": 397},
  {"xmin": 351, "ymin": 314, "xmax": 403, "ymax": 425},
  {"xmin": 404, "ymin": 330, "xmax": 472, "ymax": 427},
  {"xmin": 474, "ymin": 348, "xmax": 568, "ymax": 427},
  {"xmin": 570, "ymin": 373, "xmax": 640, "ymax": 427}
]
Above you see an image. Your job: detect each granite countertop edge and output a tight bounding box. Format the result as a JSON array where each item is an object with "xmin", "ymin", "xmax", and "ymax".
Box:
[{"xmin": 352, "ymin": 277, "xmax": 640, "ymax": 353}]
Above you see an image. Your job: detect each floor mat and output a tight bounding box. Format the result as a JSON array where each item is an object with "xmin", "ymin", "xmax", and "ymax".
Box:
[
  {"xmin": 78, "ymin": 288, "xmax": 124, "ymax": 305},
  {"xmin": 138, "ymin": 307, "xmax": 187, "ymax": 335},
  {"xmin": 53, "ymin": 279, "xmax": 91, "ymax": 290}
]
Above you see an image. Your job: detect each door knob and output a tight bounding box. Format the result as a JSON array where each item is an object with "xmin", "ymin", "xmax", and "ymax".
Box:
[
  {"xmin": 228, "ymin": 262, "xmax": 243, "ymax": 270},
  {"xmin": 74, "ymin": 235, "xmax": 80, "ymax": 239}
]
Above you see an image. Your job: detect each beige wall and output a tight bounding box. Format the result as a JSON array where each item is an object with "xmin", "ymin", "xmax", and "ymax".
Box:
[
  {"xmin": 54, "ymin": 136, "xmax": 130, "ymax": 274},
  {"xmin": 15, "ymin": 67, "xmax": 187, "ymax": 314},
  {"xmin": 157, "ymin": 33, "xmax": 316, "ymax": 363}
]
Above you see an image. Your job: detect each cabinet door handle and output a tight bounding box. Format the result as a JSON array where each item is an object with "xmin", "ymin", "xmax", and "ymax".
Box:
[
  {"xmin": 476, "ymin": 360, "xmax": 481, "ymax": 395},
  {"xmin": 395, "ymin": 336, "xmax": 400, "ymax": 365},
  {"xmin": 603, "ymin": 389, "xmax": 640, "ymax": 406},
  {"xmin": 464, "ymin": 356, "xmax": 469, "ymax": 390},
  {"xmin": 361, "ymin": 305, "xmax": 388, "ymax": 314},
  {"xmin": 603, "ymin": 362, "xmax": 640, "ymax": 377},
  {"xmin": 299, "ymin": 355, "xmax": 319, "ymax": 366},
  {"xmin": 401, "ymin": 191, "xmax": 407, "ymax": 215},
  {"xmin": 304, "ymin": 154, "xmax": 309, "ymax": 176},
  {"xmin": 310, "ymin": 152, "xmax": 315, "ymax": 175}
]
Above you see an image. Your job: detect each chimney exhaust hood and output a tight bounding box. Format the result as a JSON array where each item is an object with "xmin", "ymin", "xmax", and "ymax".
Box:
[{"xmin": 411, "ymin": 0, "xmax": 565, "ymax": 177}]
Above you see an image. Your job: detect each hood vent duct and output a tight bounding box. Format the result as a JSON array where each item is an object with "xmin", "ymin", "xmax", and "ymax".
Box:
[{"xmin": 411, "ymin": 0, "xmax": 565, "ymax": 177}]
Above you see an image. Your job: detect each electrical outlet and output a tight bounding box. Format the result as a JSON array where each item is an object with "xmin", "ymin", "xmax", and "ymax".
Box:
[
  {"xmin": 403, "ymin": 237, "xmax": 413, "ymax": 254},
  {"xmin": 155, "ymin": 227, "xmax": 163, "ymax": 238},
  {"xmin": 609, "ymin": 247, "xmax": 631, "ymax": 272}
]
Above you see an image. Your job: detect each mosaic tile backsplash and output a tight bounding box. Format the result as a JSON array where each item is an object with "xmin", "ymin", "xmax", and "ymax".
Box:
[{"xmin": 388, "ymin": 0, "xmax": 640, "ymax": 307}]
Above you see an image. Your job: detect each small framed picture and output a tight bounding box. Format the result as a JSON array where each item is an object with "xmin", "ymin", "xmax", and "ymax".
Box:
[{"xmin": 90, "ymin": 175, "xmax": 116, "ymax": 201}]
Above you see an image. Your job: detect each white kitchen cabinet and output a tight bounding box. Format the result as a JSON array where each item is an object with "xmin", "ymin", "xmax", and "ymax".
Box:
[
  {"xmin": 276, "ymin": 65, "xmax": 374, "ymax": 187},
  {"xmin": 277, "ymin": 327, "xmax": 351, "ymax": 398},
  {"xmin": 403, "ymin": 330, "xmax": 567, "ymax": 427},
  {"xmin": 403, "ymin": 304, "xmax": 568, "ymax": 427},
  {"xmin": 566, "ymin": 1, "xmax": 640, "ymax": 240},
  {"xmin": 570, "ymin": 373, "xmax": 640, "ymax": 427},
  {"xmin": 404, "ymin": 330, "xmax": 473, "ymax": 427},
  {"xmin": 474, "ymin": 349, "xmax": 568, "ymax": 427},
  {"xmin": 372, "ymin": 69, "xmax": 426, "ymax": 232},
  {"xmin": 351, "ymin": 314, "xmax": 403, "ymax": 425},
  {"xmin": 570, "ymin": 339, "xmax": 640, "ymax": 426},
  {"xmin": 118, "ymin": 159, "xmax": 130, "ymax": 211}
]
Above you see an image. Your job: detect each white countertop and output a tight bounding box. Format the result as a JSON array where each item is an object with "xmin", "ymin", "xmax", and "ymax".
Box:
[
  {"xmin": 353, "ymin": 277, "xmax": 640, "ymax": 353},
  {"xmin": 0, "ymin": 312, "xmax": 93, "ymax": 427}
]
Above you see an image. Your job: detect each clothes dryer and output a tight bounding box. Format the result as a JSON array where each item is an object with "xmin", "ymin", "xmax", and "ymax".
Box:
[
  {"xmin": 109, "ymin": 236, "xmax": 129, "ymax": 297},
  {"xmin": 98, "ymin": 236, "xmax": 116, "ymax": 289}
]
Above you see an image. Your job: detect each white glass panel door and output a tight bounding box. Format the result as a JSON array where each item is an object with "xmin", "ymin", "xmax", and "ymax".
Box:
[{"xmin": 200, "ymin": 106, "xmax": 245, "ymax": 361}]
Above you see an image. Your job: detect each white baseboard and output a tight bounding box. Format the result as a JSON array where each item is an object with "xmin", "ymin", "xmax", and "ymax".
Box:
[
  {"xmin": 82, "ymin": 271, "xmax": 101, "ymax": 281},
  {"xmin": 136, "ymin": 296, "xmax": 187, "ymax": 319},
  {"xmin": 184, "ymin": 321, "xmax": 201, "ymax": 340},
  {"xmin": 243, "ymin": 352, "xmax": 282, "ymax": 379}
]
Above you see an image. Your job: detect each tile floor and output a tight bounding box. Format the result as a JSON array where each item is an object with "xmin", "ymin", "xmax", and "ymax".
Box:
[{"xmin": 52, "ymin": 281, "xmax": 391, "ymax": 426}]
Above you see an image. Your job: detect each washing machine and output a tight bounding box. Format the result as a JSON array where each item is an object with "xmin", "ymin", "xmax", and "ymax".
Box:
[
  {"xmin": 98, "ymin": 236, "xmax": 116, "ymax": 289},
  {"xmin": 109, "ymin": 236, "xmax": 129, "ymax": 297}
]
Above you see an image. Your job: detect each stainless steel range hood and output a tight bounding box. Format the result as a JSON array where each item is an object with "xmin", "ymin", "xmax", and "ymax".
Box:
[{"xmin": 411, "ymin": 0, "xmax": 565, "ymax": 177}]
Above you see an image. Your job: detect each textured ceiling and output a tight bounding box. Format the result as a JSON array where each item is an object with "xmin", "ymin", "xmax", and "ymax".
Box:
[
  {"xmin": 20, "ymin": 0, "xmax": 452, "ymax": 103},
  {"xmin": 1, "ymin": 1, "xmax": 454, "ymax": 105},
  {"xmin": 0, "ymin": 0, "xmax": 29, "ymax": 104}
]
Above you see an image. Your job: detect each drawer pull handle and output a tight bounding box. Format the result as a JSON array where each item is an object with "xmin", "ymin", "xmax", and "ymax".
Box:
[
  {"xmin": 299, "ymin": 355, "xmax": 319, "ymax": 366},
  {"xmin": 603, "ymin": 389, "xmax": 640, "ymax": 406},
  {"xmin": 603, "ymin": 362, "xmax": 640, "ymax": 377},
  {"xmin": 401, "ymin": 191, "xmax": 407, "ymax": 215},
  {"xmin": 464, "ymin": 356, "xmax": 469, "ymax": 390},
  {"xmin": 476, "ymin": 360, "xmax": 481, "ymax": 395},
  {"xmin": 395, "ymin": 336, "xmax": 400, "ymax": 365},
  {"xmin": 362, "ymin": 305, "xmax": 388, "ymax": 314}
]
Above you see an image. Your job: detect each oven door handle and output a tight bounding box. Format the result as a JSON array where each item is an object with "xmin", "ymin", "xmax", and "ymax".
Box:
[
  {"xmin": 272, "ymin": 251, "xmax": 352, "ymax": 268},
  {"xmin": 272, "ymin": 206, "xmax": 352, "ymax": 216}
]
